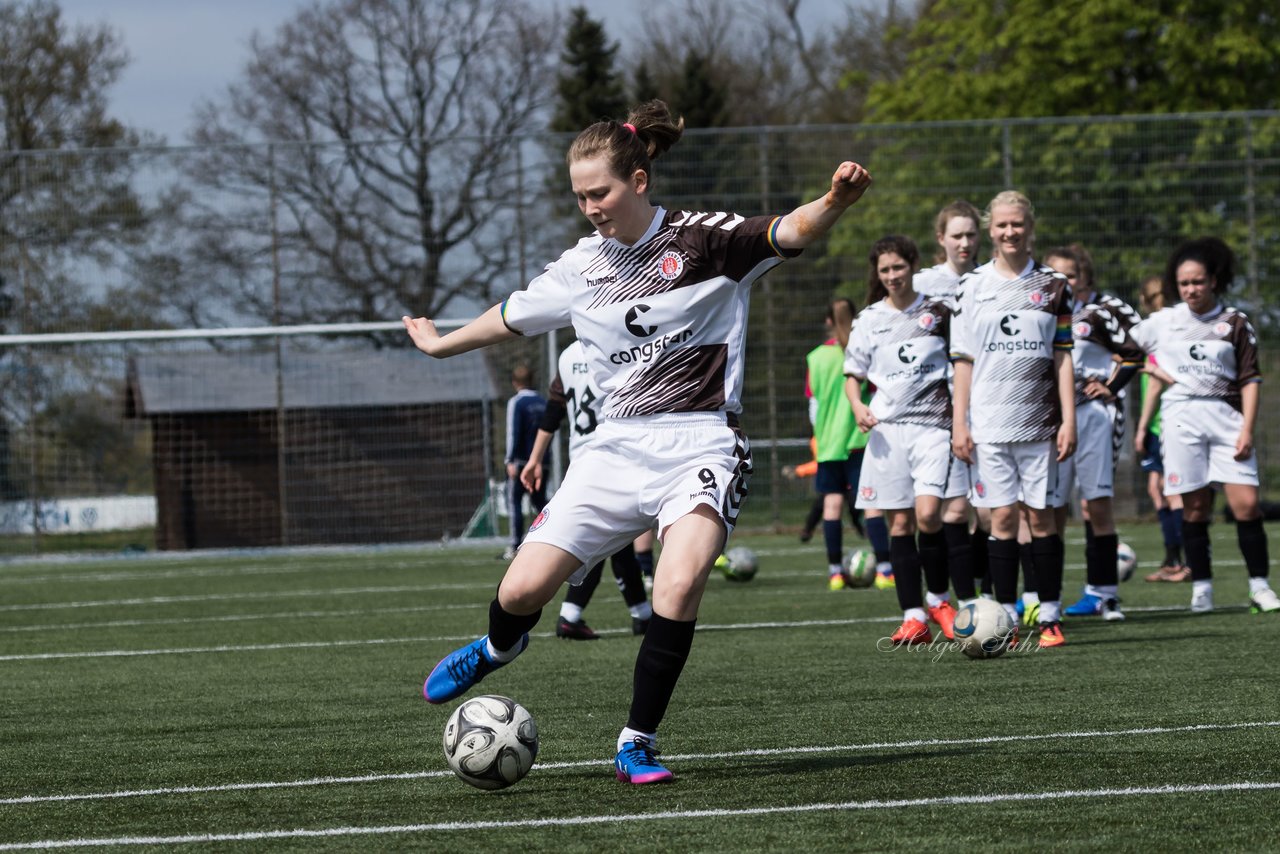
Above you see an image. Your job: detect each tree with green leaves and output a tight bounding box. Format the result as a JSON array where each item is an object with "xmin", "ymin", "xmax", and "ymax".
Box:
[{"xmin": 552, "ymin": 7, "xmax": 626, "ymax": 133}]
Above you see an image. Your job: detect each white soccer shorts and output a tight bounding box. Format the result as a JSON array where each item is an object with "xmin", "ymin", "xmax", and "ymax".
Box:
[
  {"xmin": 971, "ymin": 440, "xmax": 1059, "ymax": 510},
  {"xmin": 855, "ymin": 422, "xmax": 967, "ymax": 509},
  {"xmin": 1054, "ymin": 399, "xmax": 1115, "ymax": 504},
  {"xmin": 520, "ymin": 413, "xmax": 752, "ymax": 582},
  {"xmin": 1160, "ymin": 398, "xmax": 1259, "ymax": 494}
]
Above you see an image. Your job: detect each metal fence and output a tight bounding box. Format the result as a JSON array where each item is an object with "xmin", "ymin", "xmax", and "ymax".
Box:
[{"xmin": 3, "ymin": 111, "xmax": 1280, "ymax": 554}]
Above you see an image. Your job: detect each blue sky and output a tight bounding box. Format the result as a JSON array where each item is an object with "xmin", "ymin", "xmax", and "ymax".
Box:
[{"xmin": 54, "ymin": 1, "xmax": 645, "ymax": 143}]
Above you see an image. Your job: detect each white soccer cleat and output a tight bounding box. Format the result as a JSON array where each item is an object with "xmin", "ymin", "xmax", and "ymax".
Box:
[
  {"xmin": 1250, "ymin": 586, "xmax": 1280, "ymax": 614},
  {"xmin": 1101, "ymin": 597, "xmax": 1126, "ymax": 622},
  {"xmin": 1190, "ymin": 586, "xmax": 1214, "ymax": 614}
]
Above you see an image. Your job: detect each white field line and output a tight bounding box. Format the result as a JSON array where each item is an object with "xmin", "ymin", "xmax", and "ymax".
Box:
[
  {"xmin": 3, "ymin": 720, "xmax": 1276, "ymax": 808},
  {"xmin": 0, "ymin": 617, "xmax": 901, "ymax": 662},
  {"xmin": 3, "ymin": 779, "xmax": 1279, "ymax": 849},
  {"xmin": 0, "ymin": 583, "xmax": 492, "ymax": 613},
  {"xmin": 0, "ymin": 556, "xmax": 501, "ymax": 586},
  {"xmin": 0, "ymin": 604, "xmax": 479, "ymax": 634}
]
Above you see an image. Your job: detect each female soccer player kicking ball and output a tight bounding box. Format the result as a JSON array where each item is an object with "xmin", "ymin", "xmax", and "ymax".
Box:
[{"xmin": 404, "ymin": 100, "xmax": 872, "ymax": 784}]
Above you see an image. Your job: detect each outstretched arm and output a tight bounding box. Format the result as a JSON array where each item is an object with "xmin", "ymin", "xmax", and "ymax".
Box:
[
  {"xmin": 773, "ymin": 162, "xmax": 872, "ymax": 250},
  {"xmin": 403, "ymin": 303, "xmax": 516, "ymax": 358}
]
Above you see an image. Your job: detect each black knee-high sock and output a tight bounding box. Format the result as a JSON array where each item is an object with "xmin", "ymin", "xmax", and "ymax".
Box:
[
  {"xmin": 635, "ymin": 548, "xmax": 655, "ymax": 578},
  {"xmin": 1159, "ymin": 507, "xmax": 1184, "ymax": 565},
  {"xmin": 1089, "ymin": 533, "xmax": 1119, "ymax": 587},
  {"xmin": 628, "ymin": 614, "xmax": 697, "ymax": 734},
  {"xmin": 1019, "ymin": 542, "xmax": 1038, "ymax": 594},
  {"xmin": 919, "ymin": 529, "xmax": 949, "ymax": 596},
  {"xmin": 610, "ymin": 545, "xmax": 648, "ymax": 607},
  {"xmin": 1237, "ymin": 517, "xmax": 1270, "ymax": 578},
  {"xmin": 1183, "ymin": 520, "xmax": 1212, "ymax": 581},
  {"xmin": 564, "ymin": 561, "xmax": 604, "ymax": 609},
  {"xmin": 891, "ymin": 535, "xmax": 924, "ymax": 611},
  {"xmin": 944, "ymin": 522, "xmax": 976, "ymax": 600},
  {"xmin": 973, "ymin": 528, "xmax": 992, "ymax": 595},
  {"xmin": 823, "ymin": 519, "xmax": 843, "ymax": 566},
  {"xmin": 989, "ymin": 537, "xmax": 1019, "ymax": 604},
  {"xmin": 488, "ymin": 597, "xmax": 542, "ymax": 653},
  {"xmin": 1032, "ymin": 535, "xmax": 1064, "ymax": 603}
]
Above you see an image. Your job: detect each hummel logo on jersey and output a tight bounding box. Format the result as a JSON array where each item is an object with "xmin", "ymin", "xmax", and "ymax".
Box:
[
  {"xmin": 587, "ymin": 274, "xmax": 618, "ymax": 288},
  {"xmin": 625, "ymin": 304, "xmax": 657, "ymax": 337}
]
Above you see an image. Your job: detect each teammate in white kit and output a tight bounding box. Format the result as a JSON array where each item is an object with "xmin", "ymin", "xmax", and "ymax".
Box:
[
  {"xmin": 1129, "ymin": 237, "xmax": 1280, "ymax": 615},
  {"xmin": 844, "ymin": 235, "xmax": 968, "ymax": 645},
  {"xmin": 404, "ymin": 100, "xmax": 873, "ymax": 784},
  {"xmin": 915, "ymin": 200, "xmax": 990, "ymax": 598},
  {"xmin": 950, "ymin": 191, "xmax": 1077, "ymax": 649},
  {"xmin": 1042, "ymin": 246, "xmax": 1144, "ymax": 622}
]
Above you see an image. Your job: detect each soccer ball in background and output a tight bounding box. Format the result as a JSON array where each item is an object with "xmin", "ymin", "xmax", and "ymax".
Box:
[
  {"xmin": 843, "ymin": 548, "xmax": 876, "ymax": 588},
  {"xmin": 443, "ymin": 695, "xmax": 539, "ymax": 790},
  {"xmin": 953, "ymin": 598, "xmax": 1017, "ymax": 659},
  {"xmin": 718, "ymin": 546, "xmax": 759, "ymax": 582},
  {"xmin": 1116, "ymin": 542, "xmax": 1137, "ymax": 582}
]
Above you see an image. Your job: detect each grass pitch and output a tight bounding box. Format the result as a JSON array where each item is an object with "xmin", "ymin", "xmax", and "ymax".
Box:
[{"xmin": 2, "ymin": 522, "xmax": 1279, "ymax": 851}]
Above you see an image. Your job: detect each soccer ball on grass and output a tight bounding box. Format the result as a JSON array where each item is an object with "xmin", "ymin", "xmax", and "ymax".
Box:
[
  {"xmin": 843, "ymin": 548, "xmax": 876, "ymax": 588},
  {"xmin": 443, "ymin": 695, "xmax": 538, "ymax": 789},
  {"xmin": 717, "ymin": 546, "xmax": 759, "ymax": 582},
  {"xmin": 952, "ymin": 598, "xmax": 1017, "ymax": 659},
  {"xmin": 1116, "ymin": 542, "xmax": 1137, "ymax": 582}
]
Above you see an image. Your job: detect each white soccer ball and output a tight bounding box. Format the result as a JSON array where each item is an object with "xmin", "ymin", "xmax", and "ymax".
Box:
[
  {"xmin": 952, "ymin": 599, "xmax": 1017, "ymax": 659},
  {"xmin": 719, "ymin": 546, "xmax": 759, "ymax": 582},
  {"xmin": 843, "ymin": 548, "xmax": 876, "ymax": 588},
  {"xmin": 443, "ymin": 695, "xmax": 538, "ymax": 790},
  {"xmin": 1117, "ymin": 542, "xmax": 1137, "ymax": 582}
]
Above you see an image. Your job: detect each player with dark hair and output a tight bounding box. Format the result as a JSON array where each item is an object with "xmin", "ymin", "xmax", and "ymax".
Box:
[
  {"xmin": 845, "ymin": 235, "xmax": 968, "ymax": 644},
  {"xmin": 1129, "ymin": 237, "xmax": 1278, "ymax": 614},
  {"xmin": 950, "ymin": 191, "xmax": 1077, "ymax": 649},
  {"xmin": 405, "ymin": 99, "xmax": 873, "ymax": 783},
  {"xmin": 1042, "ymin": 246, "xmax": 1144, "ymax": 621}
]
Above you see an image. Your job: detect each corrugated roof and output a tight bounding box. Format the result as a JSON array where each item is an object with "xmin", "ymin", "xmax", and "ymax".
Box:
[{"xmin": 127, "ymin": 348, "xmax": 497, "ymax": 414}]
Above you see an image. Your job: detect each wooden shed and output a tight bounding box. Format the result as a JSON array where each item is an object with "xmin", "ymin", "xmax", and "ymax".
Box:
[{"xmin": 125, "ymin": 348, "xmax": 497, "ymax": 550}]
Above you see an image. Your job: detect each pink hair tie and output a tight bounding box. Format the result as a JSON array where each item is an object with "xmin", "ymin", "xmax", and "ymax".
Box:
[{"xmin": 622, "ymin": 122, "xmax": 637, "ymax": 135}]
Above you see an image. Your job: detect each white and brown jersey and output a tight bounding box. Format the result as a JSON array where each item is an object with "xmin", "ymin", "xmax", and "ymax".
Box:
[
  {"xmin": 1130, "ymin": 302, "xmax": 1261, "ymax": 412},
  {"xmin": 843, "ymin": 295, "xmax": 952, "ymax": 429},
  {"xmin": 540, "ymin": 340, "xmax": 601, "ymax": 458},
  {"xmin": 503, "ymin": 207, "xmax": 796, "ymax": 420},
  {"xmin": 1070, "ymin": 298, "xmax": 1144, "ymax": 406},
  {"xmin": 913, "ymin": 263, "xmax": 964, "ymax": 309},
  {"xmin": 950, "ymin": 259, "xmax": 1074, "ymax": 443}
]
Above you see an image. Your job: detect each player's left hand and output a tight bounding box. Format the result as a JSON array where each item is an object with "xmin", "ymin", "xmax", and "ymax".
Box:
[
  {"xmin": 1234, "ymin": 431, "xmax": 1255, "ymax": 461},
  {"xmin": 403, "ymin": 315, "xmax": 442, "ymax": 356},
  {"xmin": 1083, "ymin": 379, "xmax": 1114, "ymax": 402},
  {"xmin": 830, "ymin": 162, "xmax": 872, "ymax": 207},
  {"xmin": 520, "ymin": 460, "xmax": 542, "ymax": 491}
]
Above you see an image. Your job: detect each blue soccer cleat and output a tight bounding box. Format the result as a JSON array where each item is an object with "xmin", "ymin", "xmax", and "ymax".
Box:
[
  {"xmin": 1064, "ymin": 592, "xmax": 1102, "ymax": 617},
  {"xmin": 614, "ymin": 736, "xmax": 674, "ymax": 785},
  {"xmin": 423, "ymin": 634, "xmax": 527, "ymax": 705}
]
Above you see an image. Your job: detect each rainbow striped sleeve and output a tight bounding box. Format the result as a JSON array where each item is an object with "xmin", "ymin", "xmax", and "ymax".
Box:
[
  {"xmin": 766, "ymin": 216, "xmax": 785, "ymax": 256},
  {"xmin": 1054, "ymin": 315, "xmax": 1073, "ymax": 350}
]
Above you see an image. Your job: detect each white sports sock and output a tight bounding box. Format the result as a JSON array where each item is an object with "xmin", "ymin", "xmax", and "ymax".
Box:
[
  {"xmin": 1002, "ymin": 603, "xmax": 1019, "ymax": 623},
  {"xmin": 630, "ymin": 601, "xmax": 653, "ymax": 620},
  {"xmin": 925, "ymin": 591, "xmax": 950, "ymax": 608},
  {"xmin": 828, "ymin": 564, "xmax": 843, "ymax": 576},
  {"xmin": 904, "ymin": 607, "xmax": 927, "ymax": 624},
  {"xmin": 1193, "ymin": 579, "xmax": 1213, "ymax": 596},
  {"xmin": 1039, "ymin": 600, "xmax": 1061, "ymax": 623},
  {"xmin": 1249, "ymin": 576, "xmax": 1271, "ymax": 595},
  {"xmin": 1096, "ymin": 584, "xmax": 1118, "ymax": 599},
  {"xmin": 1022, "ymin": 591, "xmax": 1041, "ymax": 606},
  {"xmin": 559, "ymin": 602, "xmax": 584, "ymax": 623},
  {"xmin": 618, "ymin": 727, "xmax": 657, "ymax": 753},
  {"xmin": 485, "ymin": 637, "xmax": 523, "ymax": 663}
]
